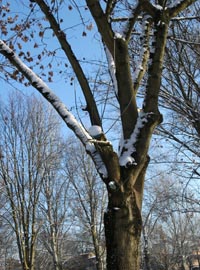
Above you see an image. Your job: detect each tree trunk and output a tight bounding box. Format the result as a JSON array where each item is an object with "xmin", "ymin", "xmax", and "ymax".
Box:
[
  {"xmin": 104, "ymin": 188, "xmax": 142, "ymax": 270},
  {"xmin": 51, "ymin": 232, "xmax": 62, "ymax": 270},
  {"xmin": 91, "ymin": 228, "xmax": 104, "ymax": 270},
  {"xmin": 98, "ymin": 143, "xmax": 149, "ymax": 270},
  {"xmin": 142, "ymin": 229, "xmax": 151, "ymax": 270}
]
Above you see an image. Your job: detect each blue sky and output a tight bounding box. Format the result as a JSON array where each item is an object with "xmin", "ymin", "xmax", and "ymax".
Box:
[{"xmin": 0, "ymin": 1, "xmax": 103, "ymax": 110}]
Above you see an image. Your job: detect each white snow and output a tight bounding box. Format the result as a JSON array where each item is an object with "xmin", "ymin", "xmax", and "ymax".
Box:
[
  {"xmin": 119, "ymin": 112, "xmax": 148, "ymax": 167},
  {"xmin": 119, "ymin": 155, "xmax": 137, "ymax": 167},
  {"xmin": 88, "ymin": 125, "xmax": 102, "ymax": 137},
  {"xmin": 133, "ymin": 15, "xmax": 149, "ymax": 84},
  {"xmin": 114, "ymin": 32, "xmax": 125, "ymax": 40},
  {"xmin": 152, "ymin": 4, "xmax": 163, "ymax": 10},
  {"xmin": 105, "ymin": 46, "xmax": 118, "ymax": 95},
  {"xmin": 113, "ymin": 207, "xmax": 120, "ymax": 211},
  {"xmin": 86, "ymin": 143, "xmax": 108, "ymax": 177},
  {"xmin": 150, "ymin": 46, "xmax": 156, "ymax": 54},
  {"xmin": 108, "ymin": 181, "xmax": 117, "ymax": 190}
]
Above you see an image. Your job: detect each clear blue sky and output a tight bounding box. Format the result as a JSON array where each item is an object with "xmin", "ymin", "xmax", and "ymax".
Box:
[{"xmin": 0, "ymin": 0, "xmax": 103, "ymax": 111}]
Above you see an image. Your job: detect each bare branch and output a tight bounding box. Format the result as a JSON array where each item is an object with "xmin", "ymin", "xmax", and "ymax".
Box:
[
  {"xmin": 169, "ymin": 0, "xmax": 198, "ymax": 18},
  {"xmin": 34, "ymin": 0, "xmax": 101, "ymax": 127},
  {"xmin": 125, "ymin": 3, "xmax": 141, "ymax": 41},
  {"xmin": 86, "ymin": 0, "xmax": 115, "ymax": 55},
  {"xmin": 105, "ymin": 0, "xmax": 117, "ymax": 18}
]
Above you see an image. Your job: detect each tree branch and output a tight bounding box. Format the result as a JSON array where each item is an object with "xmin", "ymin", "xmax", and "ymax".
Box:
[
  {"xmin": 34, "ymin": 0, "xmax": 101, "ymax": 126},
  {"xmin": 140, "ymin": 0, "xmax": 157, "ymax": 17},
  {"xmin": 158, "ymin": 125, "xmax": 200, "ymax": 157},
  {"xmin": 169, "ymin": 0, "xmax": 198, "ymax": 18},
  {"xmin": 0, "ymin": 40, "xmax": 108, "ymax": 178},
  {"xmin": 143, "ymin": 17, "xmax": 169, "ymax": 114},
  {"xmin": 86, "ymin": 0, "xmax": 115, "ymax": 56},
  {"xmin": 105, "ymin": 0, "xmax": 117, "ymax": 18},
  {"xmin": 133, "ymin": 17, "xmax": 152, "ymax": 93},
  {"xmin": 125, "ymin": 3, "xmax": 141, "ymax": 41}
]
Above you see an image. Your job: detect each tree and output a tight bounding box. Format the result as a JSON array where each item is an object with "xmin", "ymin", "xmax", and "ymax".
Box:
[
  {"xmin": 156, "ymin": 4, "xmax": 200, "ymax": 183},
  {"xmin": 64, "ymin": 140, "xmax": 107, "ymax": 270},
  {"xmin": 0, "ymin": 196, "xmax": 16, "ymax": 270},
  {"xmin": 0, "ymin": 93, "xmax": 63, "ymax": 270},
  {"xmin": 0, "ymin": 1, "xmax": 198, "ymax": 269},
  {"xmin": 159, "ymin": 4, "xmax": 200, "ymax": 147},
  {"xmin": 38, "ymin": 142, "xmax": 71, "ymax": 270},
  {"xmin": 142, "ymin": 176, "xmax": 200, "ymax": 270}
]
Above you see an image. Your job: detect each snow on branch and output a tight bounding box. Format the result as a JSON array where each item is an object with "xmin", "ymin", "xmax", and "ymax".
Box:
[
  {"xmin": 133, "ymin": 14, "xmax": 151, "ymax": 92},
  {"xmin": 104, "ymin": 32, "xmax": 127, "ymax": 96},
  {"xmin": 104, "ymin": 45, "xmax": 118, "ymax": 95},
  {"xmin": 0, "ymin": 39, "xmax": 108, "ymax": 178},
  {"xmin": 118, "ymin": 112, "xmax": 148, "ymax": 167},
  {"xmin": 152, "ymin": 4, "xmax": 164, "ymax": 10}
]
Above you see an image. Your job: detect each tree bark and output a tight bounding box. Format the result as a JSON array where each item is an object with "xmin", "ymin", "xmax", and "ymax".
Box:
[
  {"xmin": 104, "ymin": 159, "xmax": 149, "ymax": 270},
  {"xmin": 104, "ymin": 188, "xmax": 142, "ymax": 269}
]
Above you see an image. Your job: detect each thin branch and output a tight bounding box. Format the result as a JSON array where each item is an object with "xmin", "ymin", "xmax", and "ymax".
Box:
[
  {"xmin": 169, "ymin": 36, "xmax": 200, "ymax": 46},
  {"xmin": 105, "ymin": 0, "xmax": 117, "ymax": 18},
  {"xmin": 125, "ymin": 3, "xmax": 141, "ymax": 41},
  {"xmin": 133, "ymin": 17, "xmax": 152, "ymax": 93},
  {"xmin": 86, "ymin": 0, "xmax": 115, "ymax": 55},
  {"xmin": 34, "ymin": 0, "xmax": 101, "ymax": 126},
  {"xmin": 157, "ymin": 125, "xmax": 200, "ymax": 157}
]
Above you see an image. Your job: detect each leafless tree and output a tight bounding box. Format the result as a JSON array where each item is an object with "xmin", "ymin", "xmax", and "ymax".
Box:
[
  {"xmin": 157, "ymin": 2, "xmax": 200, "ymax": 181},
  {"xmin": 0, "ymin": 1, "xmax": 198, "ymax": 269},
  {"xmin": 142, "ymin": 176, "xmax": 200, "ymax": 270},
  {"xmin": 0, "ymin": 93, "xmax": 63, "ymax": 270},
  {"xmin": 64, "ymin": 140, "xmax": 107, "ymax": 270},
  {"xmin": 38, "ymin": 142, "xmax": 71, "ymax": 270}
]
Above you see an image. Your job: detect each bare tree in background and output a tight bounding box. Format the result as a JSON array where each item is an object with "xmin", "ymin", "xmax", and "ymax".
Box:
[
  {"xmin": 142, "ymin": 176, "xmax": 200, "ymax": 270},
  {"xmin": 38, "ymin": 142, "xmax": 71, "ymax": 270},
  {"xmin": 65, "ymin": 140, "xmax": 107, "ymax": 270},
  {"xmin": 157, "ymin": 4, "xmax": 200, "ymax": 178},
  {"xmin": 0, "ymin": 1, "xmax": 198, "ymax": 269},
  {"xmin": 0, "ymin": 93, "xmax": 62, "ymax": 270},
  {"xmin": 0, "ymin": 189, "xmax": 16, "ymax": 270}
]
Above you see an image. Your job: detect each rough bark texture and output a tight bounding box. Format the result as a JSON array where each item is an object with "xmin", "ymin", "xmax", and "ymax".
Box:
[
  {"xmin": 104, "ymin": 191, "xmax": 142, "ymax": 269},
  {"xmin": 103, "ymin": 157, "xmax": 149, "ymax": 270}
]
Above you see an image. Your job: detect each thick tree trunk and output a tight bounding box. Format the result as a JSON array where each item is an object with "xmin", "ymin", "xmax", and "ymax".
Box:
[
  {"xmin": 104, "ymin": 189, "xmax": 142, "ymax": 270},
  {"xmin": 96, "ymin": 140, "xmax": 149, "ymax": 270}
]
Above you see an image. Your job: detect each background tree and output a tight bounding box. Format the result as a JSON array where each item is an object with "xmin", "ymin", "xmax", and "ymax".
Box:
[
  {"xmin": 0, "ymin": 193, "xmax": 16, "ymax": 270},
  {"xmin": 142, "ymin": 176, "xmax": 200, "ymax": 270},
  {"xmin": 64, "ymin": 140, "xmax": 107, "ymax": 270},
  {"xmin": 38, "ymin": 141, "xmax": 71, "ymax": 270},
  {"xmin": 157, "ymin": 2, "xmax": 200, "ymax": 183},
  {"xmin": 0, "ymin": 1, "xmax": 198, "ymax": 269},
  {"xmin": 0, "ymin": 93, "xmax": 63, "ymax": 270},
  {"xmin": 160, "ymin": 4, "xmax": 200, "ymax": 145}
]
